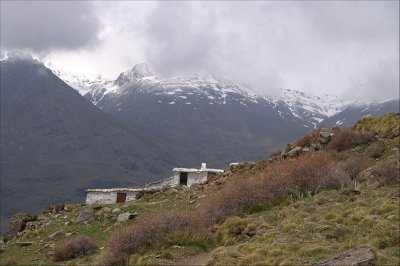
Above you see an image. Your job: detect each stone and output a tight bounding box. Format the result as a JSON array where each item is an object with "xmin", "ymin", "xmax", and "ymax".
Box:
[
  {"xmin": 16, "ymin": 241, "xmax": 34, "ymax": 246},
  {"xmin": 287, "ymin": 146, "xmax": 302, "ymax": 157},
  {"xmin": 25, "ymin": 221, "xmax": 43, "ymax": 231},
  {"xmin": 0, "ymin": 241, "xmax": 5, "ymax": 253},
  {"xmin": 320, "ymin": 128, "xmax": 333, "ymax": 139},
  {"xmin": 313, "ymin": 245, "xmax": 376, "ymax": 266},
  {"xmin": 117, "ymin": 212, "xmax": 138, "ymax": 222},
  {"xmin": 48, "ymin": 229, "xmax": 66, "ymax": 240},
  {"xmin": 4, "ymin": 213, "xmax": 36, "ymax": 241},
  {"xmin": 65, "ymin": 232, "xmax": 73, "ymax": 237},
  {"xmin": 76, "ymin": 210, "xmax": 93, "ymax": 223},
  {"xmin": 112, "ymin": 208, "xmax": 121, "ymax": 213}
]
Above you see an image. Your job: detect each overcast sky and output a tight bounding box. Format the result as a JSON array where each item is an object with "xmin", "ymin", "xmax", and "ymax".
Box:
[{"xmin": 1, "ymin": 1, "xmax": 399, "ymax": 100}]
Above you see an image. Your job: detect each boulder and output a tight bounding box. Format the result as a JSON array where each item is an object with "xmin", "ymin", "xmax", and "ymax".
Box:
[
  {"xmin": 25, "ymin": 220, "xmax": 44, "ymax": 231},
  {"xmin": 112, "ymin": 208, "xmax": 121, "ymax": 213},
  {"xmin": 76, "ymin": 210, "xmax": 93, "ymax": 223},
  {"xmin": 16, "ymin": 241, "xmax": 34, "ymax": 246},
  {"xmin": 117, "ymin": 212, "xmax": 138, "ymax": 222},
  {"xmin": 313, "ymin": 245, "xmax": 376, "ymax": 266},
  {"xmin": 4, "ymin": 213, "xmax": 36, "ymax": 241},
  {"xmin": 287, "ymin": 146, "xmax": 302, "ymax": 157},
  {"xmin": 0, "ymin": 241, "xmax": 5, "ymax": 252}
]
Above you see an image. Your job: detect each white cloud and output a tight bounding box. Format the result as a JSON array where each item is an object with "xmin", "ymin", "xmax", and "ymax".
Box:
[{"xmin": 3, "ymin": 1, "xmax": 397, "ymax": 100}]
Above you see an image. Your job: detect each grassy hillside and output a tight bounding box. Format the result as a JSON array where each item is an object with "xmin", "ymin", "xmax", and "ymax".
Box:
[{"xmin": 0, "ymin": 113, "xmax": 399, "ymax": 265}]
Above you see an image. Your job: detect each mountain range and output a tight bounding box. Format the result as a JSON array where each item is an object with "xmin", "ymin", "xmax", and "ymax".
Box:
[{"xmin": 0, "ymin": 52, "xmax": 398, "ymax": 232}]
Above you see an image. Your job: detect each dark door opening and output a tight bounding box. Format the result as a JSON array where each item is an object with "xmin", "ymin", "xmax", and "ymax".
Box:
[
  {"xmin": 117, "ymin": 192, "xmax": 127, "ymax": 203},
  {"xmin": 179, "ymin": 172, "xmax": 188, "ymax": 186}
]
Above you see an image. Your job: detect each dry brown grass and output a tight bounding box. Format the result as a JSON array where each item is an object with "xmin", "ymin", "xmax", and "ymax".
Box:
[{"xmin": 327, "ymin": 129, "xmax": 373, "ymax": 151}]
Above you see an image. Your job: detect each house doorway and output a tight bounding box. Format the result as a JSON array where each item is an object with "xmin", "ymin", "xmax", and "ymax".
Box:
[
  {"xmin": 179, "ymin": 172, "xmax": 188, "ymax": 186},
  {"xmin": 117, "ymin": 192, "xmax": 127, "ymax": 203}
]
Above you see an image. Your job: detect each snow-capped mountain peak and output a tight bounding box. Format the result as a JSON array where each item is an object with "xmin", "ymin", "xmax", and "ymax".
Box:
[{"xmin": 115, "ymin": 63, "xmax": 155, "ymax": 86}]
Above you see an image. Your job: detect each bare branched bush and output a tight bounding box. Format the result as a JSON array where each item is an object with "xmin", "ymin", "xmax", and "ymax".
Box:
[
  {"xmin": 327, "ymin": 129, "xmax": 373, "ymax": 151},
  {"xmin": 366, "ymin": 143, "xmax": 385, "ymax": 158},
  {"xmin": 321, "ymin": 165, "xmax": 352, "ymax": 190},
  {"xmin": 372, "ymin": 160, "xmax": 400, "ymax": 184},
  {"xmin": 53, "ymin": 236, "xmax": 97, "ymax": 262},
  {"xmin": 340, "ymin": 157, "xmax": 368, "ymax": 180}
]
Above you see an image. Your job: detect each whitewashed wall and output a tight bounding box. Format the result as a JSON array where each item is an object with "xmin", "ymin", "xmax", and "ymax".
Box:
[
  {"xmin": 187, "ymin": 172, "xmax": 208, "ymax": 187},
  {"xmin": 85, "ymin": 191, "xmax": 138, "ymax": 205}
]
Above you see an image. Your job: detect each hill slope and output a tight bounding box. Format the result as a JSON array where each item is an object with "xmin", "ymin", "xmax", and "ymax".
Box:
[
  {"xmin": 1, "ymin": 113, "xmax": 398, "ymax": 265},
  {"xmin": 0, "ymin": 56, "xmax": 191, "ymax": 232}
]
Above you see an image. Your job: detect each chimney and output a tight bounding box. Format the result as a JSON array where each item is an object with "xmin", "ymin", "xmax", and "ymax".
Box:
[{"xmin": 201, "ymin": 163, "xmax": 207, "ymax": 170}]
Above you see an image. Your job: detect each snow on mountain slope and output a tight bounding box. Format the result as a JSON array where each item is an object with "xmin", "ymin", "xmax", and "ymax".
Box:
[
  {"xmin": 278, "ymin": 89, "xmax": 349, "ymax": 127},
  {"xmin": 51, "ymin": 69, "xmax": 106, "ymax": 95},
  {"xmin": 85, "ymin": 63, "xmax": 265, "ymax": 108},
  {"xmin": 53, "ymin": 63, "xmax": 396, "ymax": 129}
]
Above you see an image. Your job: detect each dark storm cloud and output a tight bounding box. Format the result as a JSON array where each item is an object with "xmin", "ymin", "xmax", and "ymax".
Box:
[
  {"xmin": 0, "ymin": 1, "xmax": 100, "ymax": 52},
  {"xmin": 143, "ymin": 2, "xmax": 220, "ymax": 76},
  {"xmin": 138, "ymin": 1, "xmax": 399, "ymax": 99}
]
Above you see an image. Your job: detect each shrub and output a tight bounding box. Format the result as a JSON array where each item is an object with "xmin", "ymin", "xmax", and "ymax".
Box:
[
  {"xmin": 295, "ymin": 134, "xmax": 311, "ymax": 147},
  {"xmin": 98, "ymin": 210, "xmax": 209, "ymax": 265},
  {"xmin": 340, "ymin": 157, "xmax": 368, "ymax": 180},
  {"xmin": 326, "ymin": 129, "xmax": 373, "ymax": 152},
  {"xmin": 53, "ymin": 243, "xmax": 74, "ymax": 262},
  {"xmin": 321, "ymin": 165, "xmax": 351, "ymax": 190},
  {"xmin": 366, "ymin": 143, "xmax": 385, "ymax": 158},
  {"xmin": 372, "ymin": 160, "xmax": 399, "ymax": 184},
  {"xmin": 53, "ymin": 236, "xmax": 97, "ymax": 262}
]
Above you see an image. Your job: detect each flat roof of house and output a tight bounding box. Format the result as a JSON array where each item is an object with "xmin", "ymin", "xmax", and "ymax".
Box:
[{"xmin": 172, "ymin": 168, "xmax": 224, "ymax": 173}]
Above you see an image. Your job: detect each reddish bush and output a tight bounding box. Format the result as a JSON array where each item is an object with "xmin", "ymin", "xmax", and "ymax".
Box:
[
  {"xmin": 326, "ymin": 129, "xmax": 373, "ymax": 151},
  {"xmin": 53, "ymin": 236, "xmax": 97, "ymax": 262},
  {"xmin": 53, "ymin": 244, "xmax": 73, "ymax": 262},
  {"xmin": 198, "ymin": 152, "xmax": 333, "ymax": 224},
  {"xmin": 366, "ymin": 143, "xmax": 385, "ymax": 158},
  {"xmin": 100, "ymin": 152, "xmax": 337, "ymax": 265},
  {"xmin": 295, "ymin": 134, "xmax": 311, "ymax": 147},
  {"xmin": 98, "ymin": 210, "xmax": 206, "ymax": 265}
]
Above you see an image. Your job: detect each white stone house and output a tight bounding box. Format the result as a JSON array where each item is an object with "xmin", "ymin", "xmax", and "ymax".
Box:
[
  {"xmin": 85, "ymin": 163, "xmax": 224, "ymax": 205},
  {"xmin": 171, "ymin": 163, "xmax": 224, "ymax": 187}
]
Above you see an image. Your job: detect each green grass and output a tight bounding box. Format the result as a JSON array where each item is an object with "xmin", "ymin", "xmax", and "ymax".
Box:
[{"xmin": 207, "ymin": 181, "xmax": 400, "ymax": 265}]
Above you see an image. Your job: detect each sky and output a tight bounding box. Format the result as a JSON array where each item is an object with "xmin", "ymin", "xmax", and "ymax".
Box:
[{"xmin": 1, "ymin": 1, "xmax": 399, "ymax": 100}]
